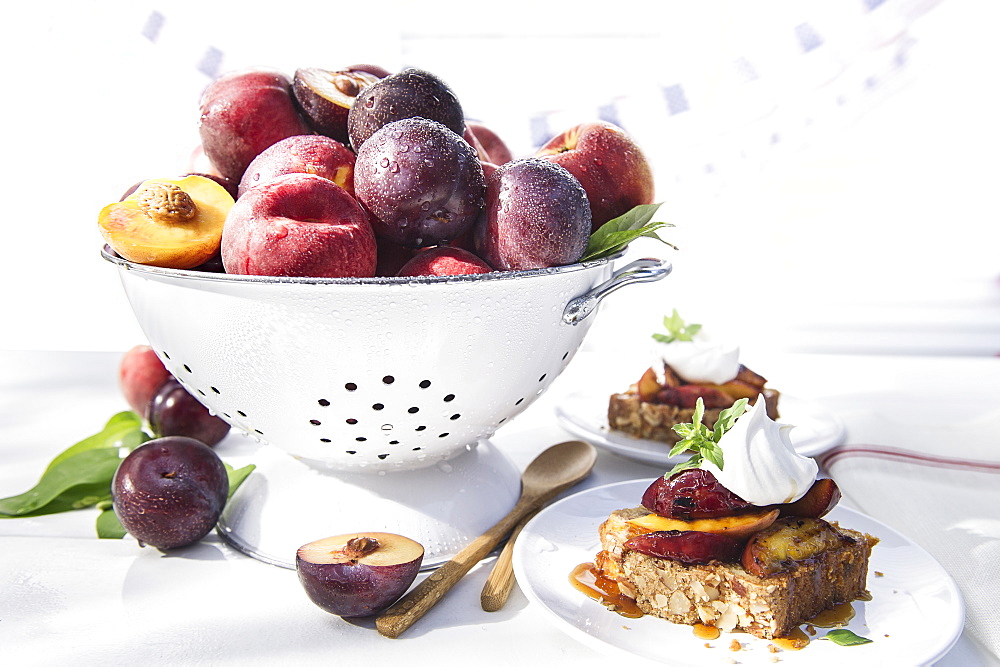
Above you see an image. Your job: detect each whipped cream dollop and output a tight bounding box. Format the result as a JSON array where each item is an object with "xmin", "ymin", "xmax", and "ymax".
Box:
[
  {"xmin": 655, "ymin": 333, "xmax": 740, "ymax": 384},
  {"xmin": 700, "ymin": 396, "xmax": 817, "ymax": 505}
]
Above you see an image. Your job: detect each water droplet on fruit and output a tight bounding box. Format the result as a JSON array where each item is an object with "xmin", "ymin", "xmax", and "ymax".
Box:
[
  {"xmin": 594, "ymin": 157, "xmax": 603, "ymax": 166},
  {"xmin": 579, "ymin": 165, "xmax": 588, "ymax": 173},
  {"xmin": 389, "ymin": 162, "xmax": 399, "ymax": 173},
  {"xmin": 380, "ymin": 157, "xmax": 390, "ymax": 168},
  {"xmin": 420, "ymin": 201, "xmax": 431, "ymax": 211},
  {"xmin": 414, "ymin": 146, "xmax": 423, "ymax": 153},
  {"xmin": 365, "ymin": 97, "xmax": 375, "ymax": 108}
]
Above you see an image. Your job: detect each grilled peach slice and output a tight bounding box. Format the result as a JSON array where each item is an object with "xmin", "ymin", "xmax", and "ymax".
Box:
[
  {"xmin": 742, "ymin": 516, "xmax": 853, "ymax": 577},
  {"xmin": 627, "ymin": 508, "xmax": 779, "ymax": 541}
]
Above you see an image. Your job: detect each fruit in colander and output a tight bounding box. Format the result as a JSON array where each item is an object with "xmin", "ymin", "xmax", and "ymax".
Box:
[
  {"xmin": 473, "ymin": 157, "xmax": 591, "ymax": 270},
  {"xmin": 354, "ymin": 117, "xmax": 486, "ymax": 248},
  {"xmin": 396, "ymin": 246, "xmax": 493, "ymax": 277},
  {"xmin": 198, "ymin": 68, "xmax": 311, "ymax": 183},
  {"xmin": 347, "ymin": 68, "xmax": 464, "ymax": 151},
  {"xmin": 296, "ymin": 532, "xmax": 424, "ymax": 617},
  {"xmin": 98, "ymin": 175, "xmax": 234, "ymax": 269},
  {"xmin": 535, "ymin": 121, "xmax": 655, "ymax": 232},
  {"xmin": 112, "ymin": 436, "xmax": 229, "ymax": 549},
  {"xmin": 148, "ymin": 378, "xmax": 231, "ymax": 447},
  {"xmin": 464, "ymin": 120, "xmax": 513, "ymax": 166},
  {"xmin": 291, "ymin": 66, "xmax": 382, "ymax": 145},
  {"xmin": 237, "ymin": 134, "xmax": 356, "ymax": 198},
  {"xmin": 221, "ymin": 173, "xmax": 377, "ymax": 278}
]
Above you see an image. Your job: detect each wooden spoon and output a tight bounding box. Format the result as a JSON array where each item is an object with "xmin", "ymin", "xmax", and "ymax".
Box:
[
  {"xmin": 375, "ymin": 440, "xmax": 597, "ymax": 638},
  {"xmin": 479, "ymin": 508, "xmax": 538, "ymax": 612}
]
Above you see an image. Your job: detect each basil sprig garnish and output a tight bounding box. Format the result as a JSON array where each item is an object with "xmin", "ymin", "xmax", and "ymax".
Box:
[
  {"xmin": 667, "ymin": 397, "xmax": 749, "ymax": 475},
  {"xmin": 580, "ymin": 203, "xmax": 675, "ymax": 261}
]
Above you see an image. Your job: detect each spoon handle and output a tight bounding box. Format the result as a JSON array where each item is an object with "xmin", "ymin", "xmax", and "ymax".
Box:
[
  {"xmin": 375, "ymin": 497, "xmax": 538, "ymax": 638},
  {"xmin": 480, "ymin": 509, "xmax": 538, "ymax": 612}
]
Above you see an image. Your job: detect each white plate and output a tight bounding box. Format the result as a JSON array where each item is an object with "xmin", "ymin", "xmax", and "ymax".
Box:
[
  {"xmin": 513, "ymin": 479, "xmax": 965, "ymax": 667},
  {"xmin": 555, "ymin": 392, "xmax": 845, "ymax": 466}
]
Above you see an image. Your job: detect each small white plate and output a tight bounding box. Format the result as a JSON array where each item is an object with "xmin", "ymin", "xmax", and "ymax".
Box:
[
  {"xmin": 555, "ymin": 392, "xmax": 845, "ymax": 466},
  {"xmin": 513, "ymin": 479, "xmax": 965, "ymax": 666}
]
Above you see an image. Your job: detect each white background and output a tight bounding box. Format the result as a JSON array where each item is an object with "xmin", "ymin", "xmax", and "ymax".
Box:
[{"xmin": 1, "ymin": 0, "xmax": 998, "ymax": 356}]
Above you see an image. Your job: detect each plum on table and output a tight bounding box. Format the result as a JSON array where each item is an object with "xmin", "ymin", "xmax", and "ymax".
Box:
[
  {"xmin": 112, "ymin": 436, "xmax": 229, "ymax": 549},
  {"xmin": 148, "ymin": 379, "xmax": 230, "ymax": 447}
]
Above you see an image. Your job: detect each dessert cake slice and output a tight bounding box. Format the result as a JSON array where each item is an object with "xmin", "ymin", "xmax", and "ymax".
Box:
[{"xmin": 596, "ymin": 507, "xmax": 878, "ymax": 639}]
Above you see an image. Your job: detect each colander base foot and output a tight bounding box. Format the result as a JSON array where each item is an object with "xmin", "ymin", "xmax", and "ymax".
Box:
[{"xmin": 216, "ymin": 438, "xmax": 521, "ymax": 569}]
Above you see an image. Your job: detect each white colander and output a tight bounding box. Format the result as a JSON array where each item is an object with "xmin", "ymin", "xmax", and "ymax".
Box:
[
  {"xmin": 103, "ymin": 246, "xmax": 670, "ymax": 566},
  {"xmin": 103, "ymin": 247, "xmax": 669, "ymax": 471}
]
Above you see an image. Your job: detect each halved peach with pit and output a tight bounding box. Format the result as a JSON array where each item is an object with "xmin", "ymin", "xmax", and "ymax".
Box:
[{"xmin": 99, "ymin": 175, "xmax": 233, "ymax": 269}]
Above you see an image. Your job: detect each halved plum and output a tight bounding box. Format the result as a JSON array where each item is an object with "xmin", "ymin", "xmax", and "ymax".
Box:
[{"xmin": 641, "ymin": 469, "xmax": 753, "ymax": 520}]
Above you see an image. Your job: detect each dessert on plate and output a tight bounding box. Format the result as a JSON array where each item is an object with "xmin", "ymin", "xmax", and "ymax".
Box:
[
  {"xmin": 608, "ymin": 311, "xmax": 779, "ymax": 445},
  {"xmin": 588, "ymin": 397, "xmax": 878, "ymax": 641}
]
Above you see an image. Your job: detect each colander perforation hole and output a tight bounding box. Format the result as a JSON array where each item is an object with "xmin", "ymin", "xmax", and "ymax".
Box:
[
  {"xmin": 438, "ymin": 432, "xmax": 449, "ymax": 438},
  {"xmin": 237, "ymin": 410, "xmax": 246, "ymax": 417},
  {"xmin": 378, "ymin": 454, "xmax": 389, "ymax": 460},
  {"xmin": 346, "ymin": 450, "xmax": 356, "ymax": 455},
  {"xmin": 382, "ymin": 376, "xmax": 394, "ymax": 384},
  {"xmin": 419, "ymin": 380, "xmax": 431, "ymax": 388},
  {"xmin": 444, "ymin": 394, "xmax": 455, "ymax": 402},
  {"xmin": 310, "ymin": 419, "xmax": 321, "ymax": 425},
  {"xmin": 373, "ymin": 403, "xmax": 384, "ymax": 411},
  {"xmin": 345, "ymin": 383, "xmax": 357, "ymax": 391},
  {"xmin": 162, "ymin": 351, "xmax": 171, "ymax": 359},
  {"xmin": 408, "ymin": 407, "xmax": 419, "ymax": 414},
  {"xmin": 562, "ymin": 351, "xmax": 569, "ymax": 360},
  {"xmin": 390, "ymin": 440, "xmax": 399, "ymax": 445},
  {"xmin": 450, "ymin": 414, "xmax": 461, "ymax": 420},
  {"xmin": 356, "ymin": 437, "xmax": 367, "ymax": 442},
  {"xmin": 346, "ymin": 418, "xmax": 358, "ymax": 425},
  {"xmin": 197, "ymin": 389, "xmax": 206, "ymax": 396},
  {"xmin": 318, "ymin": 399, "xmax": 330, "ymax": 407},
  {"xmin": 515, "ymin": 398, "xmax": 524, "ymax": 406},
  {"xmin": 320, "ymin": 438, "xmax": 331, "ymax": 443},
  {"xmin": 183, "ymin": 364, "xmax": 192, "ymax": 373},
  {"xmin": 416, "ymin": 425, "xmax": 426, "ymax": 431},
  {"xmin": 539, "ymin": 374, "xmax": 547, "ymax": 382},
  {"xmin": 211, "ymin": 387, "xmax": 220, "ymax": 394}
]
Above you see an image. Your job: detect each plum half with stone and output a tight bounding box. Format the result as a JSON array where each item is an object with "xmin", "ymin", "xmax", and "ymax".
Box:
[
  {"xmin": 112, "ymin": 436, "xmax": 229, "ymax": 549},
  {"xmin": 296, "ymin": 532, "xmax": 424, "ymax": 617},
  {"xmin": 99, "ymin": 175, "xmax": 234, "ymax": 269},
  {"xmin": 222, "ymin": 173, "xmax": 377, "ymax": 278},
  {"xmin": 473, "ymin": 157, "xmax": 591, "ymax": 271},
  {"xmin": 238, "ymin": 134, "xmax": 356, "ymax": 198},
  {"xmin": 347, "ymin": 68, "xmax": 465, "ymax": 150},
  {"xmin": 292, "ymin": 67, "xmax": 381, "ymax": 145},
  {"xmin": 354, "ymin": 117, "xmax": 486, "ymax": 248}
]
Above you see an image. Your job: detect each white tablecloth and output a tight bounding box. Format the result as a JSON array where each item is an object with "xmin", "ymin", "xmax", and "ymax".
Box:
[{"xmin": 2, "ymin": 349, "xmax": 998, "ymax": 666}]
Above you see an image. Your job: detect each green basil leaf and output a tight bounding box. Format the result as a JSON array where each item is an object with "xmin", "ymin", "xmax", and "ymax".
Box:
[
  {"xmin": 0, "ymin": 448, "xmax": 123, "ymax": 517},
  {"xmin": 821, "ymin": 629, "xmax": 873, "ymax": 646},
  {"xmin": 96, "ymin": 505, "xmax": 127, "ymax": 539},
  {"xmin": 225, "ymin": 463, "xmax": 256, "ymax": 500},
  {"xmin": 703, "ymin": 443, "xmax": 725, "ymax": 470},
  {"xmin": 579, "ymin": 203, "xmax": 675, "ymax": 261},
  {"xmin": 47, "ymin": 411, "xmax": 148, "ymax": 473}
]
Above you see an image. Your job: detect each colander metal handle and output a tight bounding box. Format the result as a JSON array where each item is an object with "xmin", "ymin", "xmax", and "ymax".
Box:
[{"xmin": 562, "ymin": 257, "xmax": 672, "ymax": 325}]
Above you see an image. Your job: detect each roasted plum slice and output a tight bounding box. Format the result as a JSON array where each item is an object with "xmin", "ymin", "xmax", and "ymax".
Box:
[
  {"xmin": 768, "ymin": 478, "xmax": 841, "ymax": 519},
  {"xmin": 742, "ymin": 516, "xmax": 855, "ymax": 577},
  {"xmin": 627, "ymin": 508, "xmax": 780, "ymax": 541},
  {"xmin": 625, "ymin": 530, "xmax": 744, "ymax": 565},
  {"xmin": 641, "ymin": 469, "xmax": 753, "ymax": 520}
]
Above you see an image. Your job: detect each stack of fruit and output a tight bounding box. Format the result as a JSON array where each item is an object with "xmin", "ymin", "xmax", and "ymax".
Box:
[{"xmin": 98, "ymin": 65, "xmax": 658, "ymax": 278}]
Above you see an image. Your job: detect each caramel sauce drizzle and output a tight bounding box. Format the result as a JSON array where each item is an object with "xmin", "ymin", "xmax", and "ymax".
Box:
[{"xmin": 571, "ymin": 561, "xmax": 863, "ymax": 651}]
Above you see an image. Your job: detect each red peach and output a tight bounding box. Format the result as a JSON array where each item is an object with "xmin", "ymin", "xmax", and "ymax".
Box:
[
  {"xmin": 221, "ymin": 173, "xmax": 376, "ymax": 278},
  {"xmin": 199, "ymin": 68, "xmax": 311, "ymax": 183},
  {"xmin": 238, "ymin": 135, "xmax": 356, "ymax": 198},
  {"xmin": 466, "ymin": 121, "xmax": 513, "ymax": 165},
  {"xmin": 119, "ymin": 345, "xmax": 172, "ymax": 419},
  {"xmin": 396, "ymin": 246, "xmax": 493, "ymax": 277}
]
